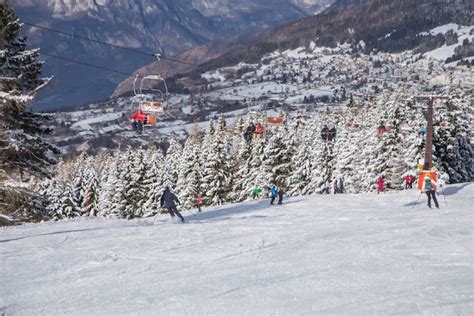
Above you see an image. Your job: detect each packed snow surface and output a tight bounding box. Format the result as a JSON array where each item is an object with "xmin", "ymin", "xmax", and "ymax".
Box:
[{"xmin": 1, "ymin": 184, "xmax": 473, "ymax": 314}]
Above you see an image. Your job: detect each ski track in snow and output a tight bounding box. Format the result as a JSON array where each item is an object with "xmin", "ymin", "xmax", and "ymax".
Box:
[{"xmin": 1, "ymin": 184, "xmax": 473, "ymax": 315}]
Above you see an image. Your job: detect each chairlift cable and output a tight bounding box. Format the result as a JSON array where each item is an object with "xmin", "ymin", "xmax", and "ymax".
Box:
[
  {"xmin": 21, "ymin": 20, "xmax": 196, "ymax": 66},
  {"xmin": 39, "ymin": 51, "xmax": 138, "ymax": 77}
]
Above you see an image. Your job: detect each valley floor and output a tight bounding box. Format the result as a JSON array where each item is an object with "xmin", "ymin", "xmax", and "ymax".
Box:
[{"xmin": 1, "ymin": 184, "xmax": 473, "ymax": 315}]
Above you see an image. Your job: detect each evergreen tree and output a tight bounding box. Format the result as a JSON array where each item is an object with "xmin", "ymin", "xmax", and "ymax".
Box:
[
  {"xmin": 0, "ymin": 2, "xmax": 58, "ymax": 179},
  {"xmin": 161, "ymin": 138, "xmax": 183, "ymax": 188},
  {"xmin": 176, "ymin": 136, "xmax": 202, "ymax": 210},
  {"xmin": 433, "ymin": 98, "xmax": 473, "ymax": 182},
  {"xmin": 307, "ymin": 142, "xmax": 334, "ymax": 194},
  {"xmin": 288, "ymin": 133, "xmax": 313, "ymax": 196},
  {"xmin": 0, "ymin": 2, "xmax": 58, "ymax": 220},
  {"xmin": 142, "ymin": 148, "xmax": 165, "ymax": 216},
  {"xmin": 262, "ymin": 126, "xmax": 292, "ymax": 189},
  {"xmin": 201, "ymin": 115, "xmax": 233, "ymax": 205}
]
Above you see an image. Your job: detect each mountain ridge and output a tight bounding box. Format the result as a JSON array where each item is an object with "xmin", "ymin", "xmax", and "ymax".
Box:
[
  {"xmin": 15, "ymin": 0, "xmax": 333, "ymax": 110},
  {"xmin": 114, "ymin": 0, "xmax": 473, "ymax": 96}
]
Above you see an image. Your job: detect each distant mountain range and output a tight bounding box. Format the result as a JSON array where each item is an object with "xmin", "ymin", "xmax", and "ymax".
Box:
[
  {"xmin": 114, "ymin": 0, "xmax": 472, "ymax": 97},
  {"xmin": 15, "ymin": 0, "xmax": 334, "ymax": 111}
]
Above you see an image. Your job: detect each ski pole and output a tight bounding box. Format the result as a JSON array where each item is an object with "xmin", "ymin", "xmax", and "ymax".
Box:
[
  {"xmin": 152, "ymin": 207, "xmax": 166, "ymax": 225},
  {"xmin": 411, "ymin": 192, "xmax": 423, "ymax": 209},
  {"xmin": 152, "ymin": 213, "xmax": 159, "ymax": 225}
]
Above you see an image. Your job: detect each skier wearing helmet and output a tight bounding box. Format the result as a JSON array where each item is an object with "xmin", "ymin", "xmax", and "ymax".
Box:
[
  {"xmin": 424, "ymin": 174, "xmax": 439, "ymax": 209},
  {"xmin": 160, "ymin": 186, "xmax": 185, "ymax": 222}
]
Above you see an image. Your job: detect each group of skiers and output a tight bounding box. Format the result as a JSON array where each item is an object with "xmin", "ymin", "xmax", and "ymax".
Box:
[
  {"xmin": 244, "ymin": 122, "xmax": 265, "ymax": 142},
  {"xmin": 404, "ymin": 174, "xmax": 416, "ymax": 189},
  {"xmin": 131, "ymin": 109, "xmax": 146, "ymax": 133},
  {"xmin": 321, "ymin": 177, "xmax": 344, "ymax": 194},
  {"xmin": 159, "ymin": 184, "xmax": 286, "ymax": 222},
  {"xmin": 158, "ymin": 171, "xmax": 442, "ymax": 223},
  {"xmin": 376, "ymin": 173, "xmax": 442, "ymax": 209},
  {"xmin": 321, "ymin": 125, "xmax": 337, "ymax": 142},
  {"xmin": 270, "ymin": 185, "xmax": 285, "ymax": 205}
]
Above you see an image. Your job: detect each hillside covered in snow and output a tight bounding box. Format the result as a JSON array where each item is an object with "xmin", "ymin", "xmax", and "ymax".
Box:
[
  {"xmin": 49, "ymin": 24, "xmax": 473, "ymax": 157},
  {"xmin": 1, "ymin": 183, "xmax": 473, "ymax": 314}
]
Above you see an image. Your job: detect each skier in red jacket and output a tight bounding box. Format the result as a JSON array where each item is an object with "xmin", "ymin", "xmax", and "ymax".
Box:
[
  {"xmin": 131, "ymin": 109, "xmax": 146, "ymax": 133},
  {"xmin": 377, "ymin": 176, "xmax": 385, "ymax": 194},
  {"xmin": 197, "ymin": 194, "xmax": 203, "ymax": 212},
  {"xmin": 253, "ymin": 122, "xmax": 265, "ymax": 140}
]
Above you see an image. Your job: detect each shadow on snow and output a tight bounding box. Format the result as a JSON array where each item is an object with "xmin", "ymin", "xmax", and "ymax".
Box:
[{"xmin": 186, "ymin": 198, "xmax": 303, "ymax": 222}]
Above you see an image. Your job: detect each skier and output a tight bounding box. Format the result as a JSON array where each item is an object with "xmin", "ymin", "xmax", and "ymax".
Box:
[
  {"xmin": 244, "ymin": 123, "xmax": 255, "ymax": 143},
  {"xmin": 404, "ymin": 175, "xmax": 411, "ymax": 189},
  {"xmin": 321, "ymin": 125, "xmax": 329, "ymax": 142},
  {"xmin": 424, "ymin": 174, "xmax": 439, "ymax": 209},
  {"xmin": 328, "ymin": 127, "xmax": 337, "ymax": 142},
  {"xmin": 277, "ymin": 188, "xmax": 285, "ymax": 205},
  {"xmin": 131, "ymin": 109, "xmax": 146, "ymax": 133},
  {"xmin": 160, "ymin": 186, "xmax": 185, "ymax": 222},
  {"xmin": 405, "ymin": 174, "xmax": 415, "ymax": 189},
  {"xmin": 251, "ymin": 187, "xmax": 262, "ymax": 199},
  {"xmin": 333, "ymin": 180, "xmax": 338, "ymax": 194},
  {"xmin": 270, "ymin": 185, "xmax": 278, "ymax": 205},
  {"xmin": 377, "ymin": 176, "xmax": 385, "ymax": 194},
  {"xmin": 377, "ymin": 122, "xmax": 385, "ymax": 138},
  {"xmin": 322, "ymin": 180, "xmax": 330, "ymax": 194},
  {"xmin": 254, "ymin": 122, "xmax": 264, "ymax": 140},
  {"xmin": 197, "ymin": 194, "xmax": 203, "ymax": 212},
  {"xmin": 337, "ymin": 177, "xmax": 344, "ymax": 193}
]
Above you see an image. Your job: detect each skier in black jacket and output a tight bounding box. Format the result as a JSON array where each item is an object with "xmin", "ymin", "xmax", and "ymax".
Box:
[
  {"xmin": 277, "ymin": 188, "xmax": 285, "ymax": 205},
  {"xmin": 160, "ymin": 186, "xmax": 185, "ymax": 222}
]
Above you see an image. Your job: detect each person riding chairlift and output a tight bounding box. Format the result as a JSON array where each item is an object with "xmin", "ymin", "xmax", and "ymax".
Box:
[
  {"xmin": 253, "ymin": 122, "xmax": 264, "ymax": 140},
  {"xmin": 377, "ymin": 122, "xmax": 385, "ymax": 137},
  {"xmin": 244, "ymin": 123, "xmax": 256, "ymax": 143},
  {"xmin": 132, "ymin": 109, "xmax": 146, "ymax": 132}
]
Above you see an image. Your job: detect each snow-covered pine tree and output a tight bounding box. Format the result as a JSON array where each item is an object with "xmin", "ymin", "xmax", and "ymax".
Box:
[
  {"xmin": 331, "ymin": 105, "xmax": 365, "ymax": 193},
  {"xmin": 161, "ymin": 138, "xmax": 183, "ymax": 189},
  {"xmin": 199, "ymin": 120, "xmax": 215, "ymax": 205},
  {"xmin": 307, "ymin": 140, "xmax": 334, "ymax": 194},
  {"xmin": 70, "ymin": 153, "xmax": 87, "ymax": 212},
  {"xmin": 433, "ymin": 97, "xmax": 473, "ymax": 183},
  {"xmin": 56, "ymin": 184, "xmax": 81, "ymax": 220},
  {"xmin": 97, "ymin": 154, "xmax": 120, "ymax": 217},
  {"xmin": 229, "ymin": 134, "xmax": 254, "ymax": 202},
  {"xmin": 262, "ymin": 126, "xmax": 292, "ymax": 189},
  {"xmin": 176, "ymin": 135, "xmax": 202, "ymax": 210},
  {"xmin": 201, "ymin": 115, "xmax": 233, "ymax": 205},
  {"xmin": 142, "ymin": 147, "xmax": 165, "ymax": 216},
  {"xmin": 287, "ymin": 130, "xmax": 313, "ymax": 196},
  {"xmin": 380, "ymin": 104, "xmax": 407, "ymax": 190},
  {"xmin": 39, "ymin": 178, "xmax": 62, "ymax": 219},
  {"xmin": 120, "ymin": 148, "xmax": 148, "ymax": 218},
  {"xmin": 0, "ymin": 3, "xmax": 57, "ymax": 178},
  {"xmin": 0, "ymin": 2, "xmax": 58, "ymax": 221},
  {"xmin": 242, "ymin": 138, "xmax": 268, "ymax": 200},
  {"xmin": 81, "ymin": 155, "xmax": 100, "ymax": 216},
  {"xmin": 395, "ymin": 98, "xmax": 425, "ymax": 181}
]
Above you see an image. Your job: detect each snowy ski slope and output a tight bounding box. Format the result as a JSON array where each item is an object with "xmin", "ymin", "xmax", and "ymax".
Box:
[{"xmin": 1, "ymin": 184, "xmax": 473, "ymax": 314}]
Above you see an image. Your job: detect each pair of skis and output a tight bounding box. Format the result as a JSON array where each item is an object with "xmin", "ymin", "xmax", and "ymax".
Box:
[{"xmin": 411, "ymin": 188, "xmax": 448, "ymax": 209}]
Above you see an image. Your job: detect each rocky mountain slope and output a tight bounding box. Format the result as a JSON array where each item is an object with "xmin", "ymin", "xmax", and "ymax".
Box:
[
  {"xmin": 115, "ymin": 0, "xmax": 472, "ymax": 97},
  {"xmin": 15, "ymin": 0, "xmax": 333, "ymax": 111}
]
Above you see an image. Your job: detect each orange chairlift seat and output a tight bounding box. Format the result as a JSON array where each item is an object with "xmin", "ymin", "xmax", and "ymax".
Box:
[{"xmin": 267, "ymin": 116, "xmax": 284, "ymax": 126}]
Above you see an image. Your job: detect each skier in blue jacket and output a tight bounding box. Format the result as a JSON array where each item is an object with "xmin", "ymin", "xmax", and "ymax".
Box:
[{"xmin": 270, "ymin": 185, "xmax": 278, "ymax": 205}]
